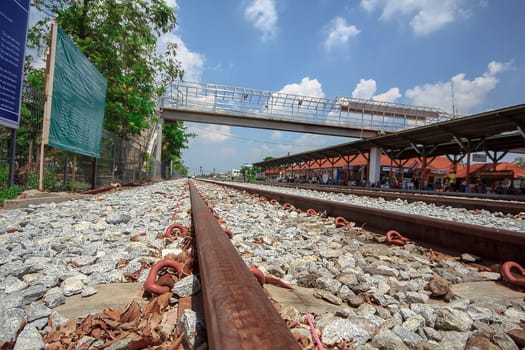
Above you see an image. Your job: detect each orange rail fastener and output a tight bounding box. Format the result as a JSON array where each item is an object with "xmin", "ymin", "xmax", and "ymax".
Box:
[
  {"xmin": 386, "ymin": 230, "xmax": 410, "ymax": 246},
  {"xmin": 282, "ymin": 203, "xmax": 293, "ymax": 210},
  {"xmin": 501, "ymin": 261, "xmax": 525, "ymax": 287},
  {"xmin": 334, "ymin": 216, "xmax": 350, "ymax": 228},
  {"xmin": 164, "ymin": 223, "xmax": 189, "ymax": 238},
  {"xmin": 306, "ymin": 208, "xmax": 318, "ymax": 216},
  {"xmin": 144, "ymin": 260, "xmax": 184, "ymax": 294},
  {"xmin": 249, "ymin": 266, "xmax": 293, "ymax": 289}
]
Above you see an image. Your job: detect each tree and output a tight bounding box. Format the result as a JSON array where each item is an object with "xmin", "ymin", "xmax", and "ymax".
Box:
[
  {"xmin": 240, "ymin": 165, "xmax": 262, "ymax": 182},
  {"xmin": 162, "ymin": 122, "xmax": 195, "ymax": 176},
  {"xmin": 513, "ymin": 157, "xmax": 525, "ymax": 168},
  {"xmin": 28, "ymin": 0, "xmax": 189, "ymax": 145}
]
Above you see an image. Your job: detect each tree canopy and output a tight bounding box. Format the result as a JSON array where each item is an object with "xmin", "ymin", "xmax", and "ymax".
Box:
[
  {"xmin": 240, "ymin": 165, "xmax": 262, "ymax": 182},
  {"xmin": 28, "ymin": 0, "xmax": 193, "ymax": 171}
]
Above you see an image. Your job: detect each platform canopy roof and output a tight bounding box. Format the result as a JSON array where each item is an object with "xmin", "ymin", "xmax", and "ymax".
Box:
[{"xmin": 254, "ymin": 104, "xmax": 525, "ymax": 169}]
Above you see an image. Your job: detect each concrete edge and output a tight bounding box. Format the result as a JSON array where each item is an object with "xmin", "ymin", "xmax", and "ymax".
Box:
[{"xmin": 3, "ymin": 194, "xmax": 92, "ymax": 209}]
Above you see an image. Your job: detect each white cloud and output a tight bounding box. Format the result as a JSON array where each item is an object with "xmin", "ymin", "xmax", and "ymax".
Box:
[
  {"xmin": 361, "ymin": 0, "xmax": 381, "ymax": 12},
  {"xmin": 405, "ymin": 60, "xmax": 513, "ymax": 113},
  {"xmin": 373, "ymin": 87, "xmax": 401, "ymax": 102},
  {"xmin": 351, "ymin": 78, "xmax": 401, "ymax": 102},
  {"xmin": 323, "ymin": 17, "xmax": 360, "ymax": 51},
  {"xmin": 361, "ymin": 0, "xmax": 467, "ymax": 35},
  {"xmin": 249, "ymin": 144, "xmax": 274, "ymax": 160},
  {"xmin": 165, "ymin": 0, "xmax": 178, "ymax": 8},
  {"xmin": 267, "ymin": 134, "xmax": 327, "ymax": 157},
  {"xmin": 279, "ymin": 77, "xmax": 325, "ymax": 98},
  {"xmin": 271, "ymin": 131, "xmax": 283, "ymax": 140},
  {"xmin": 488, "ymin": 60, "xmax": 513, "ymax": 75},
  {"xmin": 352, "ymin": 79, "xmax": 377, "ymax": 99},
  {"xmin": 244, "ymin": 0, "xmax": 278, "ymax": 41},
  {"xmin": 160, "ymin": 33, "xmax": 205, "ymax": 81},
  {"xmin": 188, "ymin": 124, "xmax": 232, "ymax": 143}
]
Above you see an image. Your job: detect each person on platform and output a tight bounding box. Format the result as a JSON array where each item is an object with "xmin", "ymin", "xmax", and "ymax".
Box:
[{"xmin": 449, "ymin": 172, "xmax": 457, "ymax": 191}]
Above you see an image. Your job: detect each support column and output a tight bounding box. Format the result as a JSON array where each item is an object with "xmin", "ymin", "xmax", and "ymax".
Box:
[
  {"xmin": 154, "ymin": 118, "xmax": 164, "ymax": 179},
  {"xmin": 369, "ymin": 147, "xmax": 381, "ymax": 186},
  {"xmin": 420, "ymin": 157, "xmax": 427, "ymax": 191}
]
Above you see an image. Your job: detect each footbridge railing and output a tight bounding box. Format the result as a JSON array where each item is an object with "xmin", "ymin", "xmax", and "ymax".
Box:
[{"xmin": 161, "ymin": 81, "xmax": 456, "ymax": 134}]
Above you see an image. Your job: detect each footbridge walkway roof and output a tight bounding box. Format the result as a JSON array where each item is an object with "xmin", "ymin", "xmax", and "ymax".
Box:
[
  {"xmin": 254, "ymin": 104, "xmax": 525, "ymax": 169},
  {"xmin": 160, "ymin": 81, "xmax": 454, "ymax": 138}
]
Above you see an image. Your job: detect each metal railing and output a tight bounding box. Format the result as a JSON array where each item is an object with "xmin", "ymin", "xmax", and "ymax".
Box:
[{"xmin": 162, "ymin": 81, "xmax": 457, "ymax": 134}]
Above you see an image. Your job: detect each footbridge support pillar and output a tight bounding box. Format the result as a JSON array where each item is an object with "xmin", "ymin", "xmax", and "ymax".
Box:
[{"xmin": 369, "ymin": 147, "xmax": 381, "ymax": 186}]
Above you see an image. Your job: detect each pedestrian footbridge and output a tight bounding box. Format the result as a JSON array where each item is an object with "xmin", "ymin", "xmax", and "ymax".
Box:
[{"xmin": 160, "ymin": 81, "xmax": 455, "ymax": 138}]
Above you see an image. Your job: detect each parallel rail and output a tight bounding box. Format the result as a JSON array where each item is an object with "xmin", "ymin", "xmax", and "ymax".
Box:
[
  {"xmin": 212, "ymin": 181, "xmax": 525, "ymax": 266},
  {"xmin": 189, "ymin": 181, "xmax": 301, "ymax": 350},
  {"xmin": 265, "ymin": 182, "xmax": 525, "ymax": 215}
]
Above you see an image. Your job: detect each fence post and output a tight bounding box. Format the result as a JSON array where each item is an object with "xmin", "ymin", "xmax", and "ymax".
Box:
[
  {"xmin": 8, "ymin": 129, "xmax": 16, "ymax": 187},
  {"xmin": 63, "ymin": 153, "xmax": 68, "ymax": 189},
  {"xmin": 91, "ymin": 157, "xmax": 97, "ymax": 189},
  {"xmin": 71, "ymin": 155, "xmax": 76, "ymax": 192},
  {"xmin": 111, "ymin": 141, "xmax": 116, "ymax": 183}
]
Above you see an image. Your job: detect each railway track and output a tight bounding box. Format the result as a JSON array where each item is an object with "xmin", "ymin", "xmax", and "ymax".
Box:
[
  {"xmin": 189, "ymin": 179, "xmax": 525, "ymax": 348},
  {"xmin": 211, "ymin": 180, "xmax": 525, "ymax": 265},
  {"xmin": 149, "ymin": 181, "xmax": 525, "ymax": 349},
  {"xmin": 266, "ymin": 182, "xmax": 525, "ymax": 215},
  {"xmin": 33, "ymin": 179, "xmax": 525, "ymax": 349},
  {"xmin": 191, "ymin": 180, "xmax": 525, "ymax": 349},
  {"xmin": 188, "ymin": 181, "xmax": 301, "ymax": 349}
]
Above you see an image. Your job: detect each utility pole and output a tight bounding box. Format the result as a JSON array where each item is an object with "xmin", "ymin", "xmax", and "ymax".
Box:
[{"xmin": 451, "ymin": 80, "xmax": 457, "ymax": 117}]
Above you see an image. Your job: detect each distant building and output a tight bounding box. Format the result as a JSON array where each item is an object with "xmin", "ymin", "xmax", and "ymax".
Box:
[{"xmin": 231, "ymin": 169, "xmax": 241, "ymax": 177}]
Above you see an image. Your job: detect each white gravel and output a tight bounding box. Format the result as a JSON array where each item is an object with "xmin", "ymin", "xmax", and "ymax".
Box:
[{"xmin": 223, "ymin": 182, "xmax": 525, "ymax": 233}]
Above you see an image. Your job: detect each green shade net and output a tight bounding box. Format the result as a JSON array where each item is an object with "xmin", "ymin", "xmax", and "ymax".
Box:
[{"xmin": 49, "ymin": 27, "xmax": 107, "ymax": 158}]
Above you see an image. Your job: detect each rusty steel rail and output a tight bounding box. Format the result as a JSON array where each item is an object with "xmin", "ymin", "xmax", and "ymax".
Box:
[
  {"xmin": 213, "ymin": 181, "xmax": 525, "ymax": 266},
  {"xmin": 189, "ymin": 181, "xmax": 301, "ymax": 350},
  {"xmin": 266, "ymin": 182, "xmax": 525, "ymax": 215}
]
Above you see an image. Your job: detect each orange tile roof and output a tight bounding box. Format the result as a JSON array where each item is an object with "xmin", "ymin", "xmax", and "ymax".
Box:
[{"xmin": 263, "ymin": 155, "xmax": 525, "ymax": 178}]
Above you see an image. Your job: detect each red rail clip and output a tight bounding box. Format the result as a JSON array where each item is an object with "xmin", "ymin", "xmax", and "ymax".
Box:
[
  {"xmin": 144, "ymin": 260, "xmax": 184, "ymax": 294},
  {"xmin": 386, "ymin": 230, "xmax": 410, "ymax": 246},
  {"xmin": 501, "ymin": 261, "xmax": 525, "ymax": 287},
  {"xmin": 164, "ymin": 223, "xmax": 189, "ymax": 238},
  {"xmin": 334, "ymin": 216, "xmax": 350, "ymax": 228}
]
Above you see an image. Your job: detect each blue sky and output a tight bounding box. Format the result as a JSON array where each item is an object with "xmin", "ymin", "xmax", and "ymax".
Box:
[{"xmin": 164, "ymin": 1, "xmax": 524, "ymax": 175}]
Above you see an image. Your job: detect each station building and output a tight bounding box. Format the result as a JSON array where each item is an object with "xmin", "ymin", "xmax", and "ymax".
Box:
[{"xmin": 263, "ymin": 155, "xmax": 525, "ymax": 194}]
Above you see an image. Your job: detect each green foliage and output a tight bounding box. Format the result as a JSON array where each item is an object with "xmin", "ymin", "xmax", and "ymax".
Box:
[
  {"xmin": 0, "ymin": 186, "xmax": 20, "ymax": 206},
  {"xmin": 24, "ymin": 171, "xmax": 41, "ymax": 190},
  {"xmin": 143, "ymin": 153, "xmax": 154, "ymax": 175},
  {"xmin": 162, "ymin": 121, "xmax": 195, "ymax": 174},
  {"xmin": 0, "ymin": 164, "xmax": 19, "ymax": 205},
  {"xmin": 240, "ymin": 165, "xmax": 262, "ymax": 182},
  {"xmin": 0, "ymin": 164, "xmax": 8, "ymax": 187},
  {"xmin": 172, "ymin": 159, "xmax": 188, "ymax": 177},
  {"xmin": 43, "ymin": 168, "xmax": 58, "ymax": 191}
]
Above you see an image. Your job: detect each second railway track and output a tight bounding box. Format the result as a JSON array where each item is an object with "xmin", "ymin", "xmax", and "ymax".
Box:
[
  {"xmin": 211, "ymin": 180, "xmax": 525, "ymax": 265},
  {"xmin": 269, "ymin": 182, "xmax": 525, "ymax": 215}
]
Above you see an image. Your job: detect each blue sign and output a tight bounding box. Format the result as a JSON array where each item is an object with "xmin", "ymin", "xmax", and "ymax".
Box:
[{"xmin": 0, "ymin": 0, "xmax": 31, "ymax": 129}]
